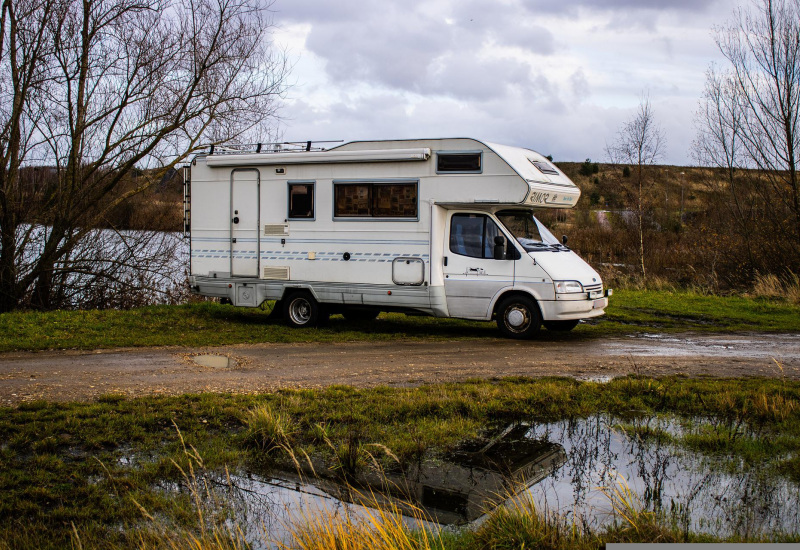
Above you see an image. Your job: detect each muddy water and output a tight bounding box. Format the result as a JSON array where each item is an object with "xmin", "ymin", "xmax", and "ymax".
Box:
[
  {"xmin": 210, "ymin": 415, "xmax": 800, "ymax": 546},
  {"xmin": 603, "ymin": 333, "xmax": 800, "ymax": 360}
]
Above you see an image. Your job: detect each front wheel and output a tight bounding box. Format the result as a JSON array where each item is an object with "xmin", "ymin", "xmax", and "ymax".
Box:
[
  {"xmin": 543, "ymin": 320, "xmax": 580, "ymax": 332},
  {"xmin": 283, "ymin": 292, "xmax": 328, "ymax": 328},
  {"xmin": 496, "ymin": 295, "xmax": 542, "ymax": 339}
]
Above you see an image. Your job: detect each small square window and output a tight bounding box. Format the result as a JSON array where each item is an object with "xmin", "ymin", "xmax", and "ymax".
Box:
[{"xmin": 288, "ymin": 183, "xmax": 314, "ymax": 219}]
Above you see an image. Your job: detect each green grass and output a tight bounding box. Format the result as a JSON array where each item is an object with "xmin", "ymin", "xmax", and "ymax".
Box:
[
  {"xmin": 1, "ymin": 290, "xmax": 799, "ymax": 352},
  {"xmin": 1, "ymin": 376, "xmax": 800, "ymax": 548}
]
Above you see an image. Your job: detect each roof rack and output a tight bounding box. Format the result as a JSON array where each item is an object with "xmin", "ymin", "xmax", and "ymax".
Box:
[{"xmin": 205, "ymin": 140, "xmax": 344, "ymax": 155}]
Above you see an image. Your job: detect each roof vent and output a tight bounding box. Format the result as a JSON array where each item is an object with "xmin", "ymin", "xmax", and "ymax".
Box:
[{"xmin": 529, "ymin": 159, "xmax": 559, "ymax": 175}]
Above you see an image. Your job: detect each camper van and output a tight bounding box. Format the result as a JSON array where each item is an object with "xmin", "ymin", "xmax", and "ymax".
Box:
[{"xmin": 184, "ymin": 138, "xmax": 610, "ymax": 339}]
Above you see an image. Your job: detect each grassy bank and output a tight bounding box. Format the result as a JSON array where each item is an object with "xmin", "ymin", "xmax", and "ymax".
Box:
[
  {"xmin": 1, "ymin": 289, "xmax": 799, "ymax": 352},
  {"xmin": 1, "ymin": 376, "xmax": 799, "ymax": 548}
]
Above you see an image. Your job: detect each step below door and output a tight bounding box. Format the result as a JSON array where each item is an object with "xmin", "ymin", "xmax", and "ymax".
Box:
[{"xmin": 231, "ymin": 169, "xmax": 260, "ymax": 277}]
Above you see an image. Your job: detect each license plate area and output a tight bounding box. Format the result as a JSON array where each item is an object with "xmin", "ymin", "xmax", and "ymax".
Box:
[{"xmin": 592, "ymin": 298, "xmax": 606, "ymax": 309}]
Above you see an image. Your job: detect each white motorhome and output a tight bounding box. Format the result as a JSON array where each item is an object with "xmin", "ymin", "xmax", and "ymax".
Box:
[{"xmin": 185, "ymin": 138, "xmax": 610, "ymax": 339}]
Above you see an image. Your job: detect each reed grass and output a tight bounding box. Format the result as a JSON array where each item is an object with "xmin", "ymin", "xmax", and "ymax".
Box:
[
  {"xmin": 279, "ymin": 488, "xmax": 444, "ymax": 550},
  {"xmin": 752, "ymin": 272, "xmax": 800, "ymax": 304}
]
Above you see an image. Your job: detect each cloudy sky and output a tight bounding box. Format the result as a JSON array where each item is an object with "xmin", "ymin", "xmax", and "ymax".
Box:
[{"xmin": 269, "ymin": 0, "xmax": 735, "ymax": 166}]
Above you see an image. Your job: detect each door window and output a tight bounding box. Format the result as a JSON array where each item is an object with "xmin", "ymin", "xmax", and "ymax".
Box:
[{"xmin": 449, "ymin": 214, "xmax": 505, "ymax": 259}]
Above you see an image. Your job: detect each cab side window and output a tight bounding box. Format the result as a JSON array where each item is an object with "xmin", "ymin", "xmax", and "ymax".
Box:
[{"xmin": 450, "ymin": 214, "xmax": 505, "ymax": 259}]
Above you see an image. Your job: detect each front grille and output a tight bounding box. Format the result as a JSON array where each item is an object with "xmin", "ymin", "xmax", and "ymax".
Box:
[{"xmin": 584, "ymin": 284, "xmax": 603, "ymax": 293}]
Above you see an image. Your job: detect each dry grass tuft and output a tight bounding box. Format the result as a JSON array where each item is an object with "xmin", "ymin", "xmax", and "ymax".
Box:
[
  {"xmin": 752, "ymin": 272, "xmax": 800, "ymax": 304},
  {"xmin": 599, "ymin": 474, "xmax": 680, "ymax": 543},
  {"xmin": 245, "ymin": 404, "xmax": 296, "ymax": 452},
  {"xmin": 280, "ymin": 489, "xmax": 444, "ymax": 550}
]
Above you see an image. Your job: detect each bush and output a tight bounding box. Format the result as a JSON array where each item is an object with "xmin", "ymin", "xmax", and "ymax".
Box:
[{"xmin": 579, "ymin": 158, "xmax": 600, "ymax": 177}]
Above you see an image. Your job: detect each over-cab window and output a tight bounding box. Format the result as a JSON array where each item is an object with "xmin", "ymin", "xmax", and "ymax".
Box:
[
  {"xmin": 449, "ymin": 214, "xmax": 504, "ymax": 259},
  {"xmin": 437, "ymin": 152, "xmax": 482, "ymax": 173},
  {"xmin": 334, "ymin": 181, "xmax": 418, "ymax": 218},
  {"xmin": 288, "ymin": 182, "xmax": 314, "ymax": 219}
]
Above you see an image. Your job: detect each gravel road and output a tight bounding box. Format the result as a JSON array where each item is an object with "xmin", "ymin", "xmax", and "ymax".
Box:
[{"xmin": 1, "ymin": 332, "xmax": 799, "ymax": 405}]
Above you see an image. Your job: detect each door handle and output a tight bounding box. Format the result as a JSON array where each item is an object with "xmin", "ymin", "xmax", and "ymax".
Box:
[{"xmin": 232, "ymin": 238, "xmax": 237, "ymax": 243}]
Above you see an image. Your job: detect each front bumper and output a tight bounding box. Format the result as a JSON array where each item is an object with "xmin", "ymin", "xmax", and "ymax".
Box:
[{"xmin": 540, "ymin": 289, "xmax": 612, "ymax": 321}]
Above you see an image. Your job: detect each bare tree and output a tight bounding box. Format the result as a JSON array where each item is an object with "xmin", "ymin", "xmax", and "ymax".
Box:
[
  {"xmin": 606, "ymin": 94, "xmax": 665, "ymax": 279},
  {"xmin": 692, "ymin": 65, "xmax": 760, "ymax": 275},
  {"xmin": 0, "ymin": 0, "xmax": 288, "ymax": 311},
  {"xmin": 713, "ymin": 0, "xmax": 800, "ymax": 249}
]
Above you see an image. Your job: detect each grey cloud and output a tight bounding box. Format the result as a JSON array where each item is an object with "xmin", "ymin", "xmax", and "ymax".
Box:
[
  {"xmin": 280, "ymin": 0, "xmax": 557, "ymax": 101},
  {"xmin": 569, "ymin": 68, "xmax": 590, "ymax": 101},
  {"xmin": 519, "ymin": 0, "xmax": 721, "ymax": 16},
  {"xmin": 283, "ymin": 90, "xmax": 699, "ymax": 165}
]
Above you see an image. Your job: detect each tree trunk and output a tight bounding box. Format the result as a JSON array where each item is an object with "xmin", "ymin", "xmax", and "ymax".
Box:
[{"xmin": 0, "ymin": 227, "xmax": 18, "ymax": 313}]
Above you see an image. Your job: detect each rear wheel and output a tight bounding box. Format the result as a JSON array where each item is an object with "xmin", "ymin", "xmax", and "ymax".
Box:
[
  {"xmin": 283, "ymin": 292, "xmax": 328, "ymax": 328},
  {"xmin": 544, "ymin": 320, "xmax": 580, "ymax": 332},
  {"xmin": 496, "ymin": 295, "xmax": 542, "ymax": 339},
  {"xmin": 342, "ymin": 308, "xmax": 380, "ymax": 322}
]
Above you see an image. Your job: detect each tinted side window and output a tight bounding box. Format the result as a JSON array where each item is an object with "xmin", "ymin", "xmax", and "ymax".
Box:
[
  {"xmin": 334, "ymin": 184, "xmax": 371, "ymax": 217},
  {"xmin": 288, "ymin": 183, "xmax": 314, "ymax": 219},
  {"xmin": 334, "ymin": 182, "xmax": 418, "ymax": 218},
  {"xmin": 450, "ymin": 214, "xmax": 504, "ymax": 259},
  {"xmin": 373, "ymin": 183, "xmax": 417, "ymax": 217},
  {"xmin": 437, "ymin": 153, "xmax": 481, "ymax": 173}
]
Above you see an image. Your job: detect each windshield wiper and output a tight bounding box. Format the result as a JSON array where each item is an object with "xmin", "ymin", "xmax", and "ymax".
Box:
[{"xmin": 523, "ymin": 242, "xmax": 570, "ymax": 252}]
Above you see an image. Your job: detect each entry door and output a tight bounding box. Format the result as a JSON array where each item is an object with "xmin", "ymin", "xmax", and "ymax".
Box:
[
  {"xmin": 231, "ymin": 169, "xmax": 260, "ymax": 277},
  {"xmin": 443, "ymin": 213, "xmax": 515, "ymax": 319}
]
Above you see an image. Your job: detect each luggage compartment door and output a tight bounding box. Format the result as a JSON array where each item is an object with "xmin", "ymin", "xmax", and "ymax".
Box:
[{"xmin": 230, "ymin": 169, "xmax": 260, "ymax": 277}]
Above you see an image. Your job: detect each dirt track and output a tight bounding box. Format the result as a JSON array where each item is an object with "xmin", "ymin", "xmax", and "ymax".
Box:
[{"xmin": 1, "ymin": 332, "xmax": 799, "ymax": 405}]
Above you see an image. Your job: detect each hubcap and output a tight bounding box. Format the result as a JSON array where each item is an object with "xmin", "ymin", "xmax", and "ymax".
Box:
[
  {"xmin": 507, "ymin": 309, "xmax": 526, "ymax": 327},
  {"xmin": 505, "ymin": 304, "xmax": 531, "ymax": 332},
  {"xmin": 289, "ymin": 298, "xmax": 312, "ymax": 324}
]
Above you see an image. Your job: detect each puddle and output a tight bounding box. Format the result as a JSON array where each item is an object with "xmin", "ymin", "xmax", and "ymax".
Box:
[
  {"xmin": 192, "ymin": 354, "xmax": 235, "ymax": 369},
  {"xmin": 527, "ymin": 416, "xmax": 800, "ymax": 537},
  {"xmin": 604, "ymin": 333, "xmax": 800, "ymax": 360},
  {"xmin": 579, "ymin": 375, "xmax": 613, "ymax": 383},
  {"xmin": 160, "ymin": 416, "xmax": 800, "ymax": 546}
]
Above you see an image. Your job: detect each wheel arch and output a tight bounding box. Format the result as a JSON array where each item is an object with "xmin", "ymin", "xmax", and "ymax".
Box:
[
  {"xmin": 277, "ymin": 284, "xmax": 320, "ymax": 302},
  {"xmin": 490, "ymin": 289, "xmax": 544, "ymax": 320}
]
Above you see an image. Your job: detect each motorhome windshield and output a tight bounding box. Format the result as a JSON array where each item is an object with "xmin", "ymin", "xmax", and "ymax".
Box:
[{"xmin": 496, "ymin": 210, "xmax": 564, "ymax": 252}]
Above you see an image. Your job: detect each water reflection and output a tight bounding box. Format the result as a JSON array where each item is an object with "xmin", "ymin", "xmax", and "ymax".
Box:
[
  {"xmin": 183, "ymin": 415, "xmax": 800, "ymax": 547},
  {"xmin": 527, "ymin": 415, "xmax": 800, "ymax": 537},
  {"xmin": 341, "ymin": 424, "xmax": 567, "ymax": 524}
]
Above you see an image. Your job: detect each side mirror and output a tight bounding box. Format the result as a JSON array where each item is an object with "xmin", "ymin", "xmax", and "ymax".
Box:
[
  {"xmin": 493, "ymin": 235, "xmax": 506, "ymax": 260},
  {"xmin": 561, "ymin": 234, "xmax": 568, "ymax": 245}
]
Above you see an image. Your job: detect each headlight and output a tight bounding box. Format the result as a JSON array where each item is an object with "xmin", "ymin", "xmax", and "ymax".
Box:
[{"xmin": 554, "ymin": 280, "xmax": 583, "ymax": 294}]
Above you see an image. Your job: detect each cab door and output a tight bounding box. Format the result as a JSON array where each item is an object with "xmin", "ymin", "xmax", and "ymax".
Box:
[{"xmin": 443, "ymin": 212, "xmax": 515, "ymax": 319}]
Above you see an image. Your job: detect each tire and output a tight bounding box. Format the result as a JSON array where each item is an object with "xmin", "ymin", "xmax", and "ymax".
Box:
[
  {"xmin": 544, "ymin": 320, "xmax": 580, "ymax": 332},
  {"xmin": 342, "ymin": 308, "xmax": 380, "ymax": 322},
  {"xmin": 496, "ymin": 295, "xmax": 542, "ymax": 339},
  {"xmin": 283, "ymin": 292, "xmax": 328, "ymax": 328}
]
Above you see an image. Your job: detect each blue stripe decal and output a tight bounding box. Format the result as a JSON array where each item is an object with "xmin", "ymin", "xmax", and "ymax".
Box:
[{"xmin": 192, "ymin": 237, "xmax": 429, "ymax": 246}]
